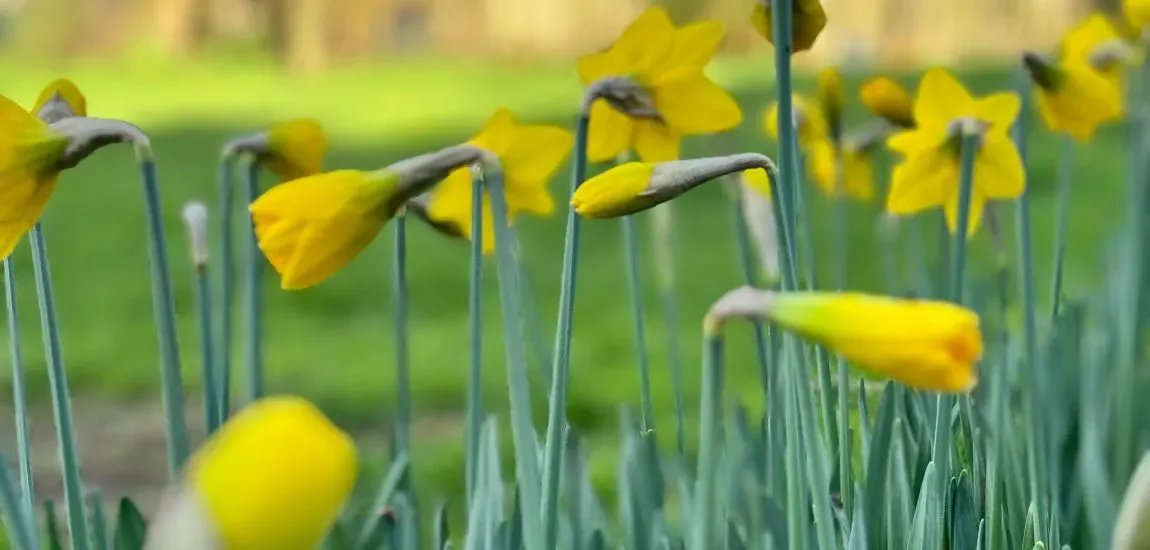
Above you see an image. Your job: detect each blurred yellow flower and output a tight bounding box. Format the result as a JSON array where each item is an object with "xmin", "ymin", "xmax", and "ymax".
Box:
[
  {"xmin": 0, "ymin": 94, "xmax": 70, "ymax": 260},
  {"xmin": 741, "ymin": 168, "xmax": 773, "ymax": 200},
  {"xmin": 860, "ymin": 76, "xmax": 916, "ymax": 128},
  {"xmin": 885, "ymin": 69, "xmax": 1024, "ymax": 237},
  {"xmin": 250, "ymin": 169, "xmax": 401, "ymax": 289},
  {"xmin": 262, "ymin": 118, "xmax": 327, "ymax": 183},
  {"xmin": 1024, "ymin": 53, "xmax": 1123, "ymax": 142},
  {"xmin": 766, "ymin": 291, "xmax": 982, "ymax": 392},
  {"xmin": 807, "ymin": 140, "xmax": 874, "ymax": 200},
  {"xmin": 1062, "ymin": 13, "xmax": 1136, "ymax": 90},
  {"xmin": 32, "ymin": 78, "xmax": 87, "ymax": 118},
  {"xmin": 426, "ymin": 108, "xmax": 572, "ymax": 253},
  {"xmin": 578, "ymin": 6, "xmax": 742, "ymax": 163},
  {"xmin": 145, "ymin": 396, "xmax": 357, "ymax": 550},
  {"xmin": 750, "ymin": 0, "xmax": 828, "ymax": 53},
  {"xmin": 817, "ymin": 67, "xmax": 844, "ymax": 142},
  {"xmin": 1124, "ymin": 0, "xmax": 1150, "ymax": 31},
  {"xmin": 763, "ymin": 95, "xmax": 828, "ymax": 146}
]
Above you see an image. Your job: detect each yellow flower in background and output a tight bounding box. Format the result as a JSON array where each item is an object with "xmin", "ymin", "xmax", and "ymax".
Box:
[
  {"xmin": 32, "ymin": 78, "xmax": 87, "ymax": 118},
  {"xmin": 860, "ymin": 76, "xmax": 916, "ymax": 128},
  {"xmin": 250, "ymin": 169, "xmax": 401, "ymax": 289},
  {"xmin": 0, "ymin": 94, "xmax": 70, "ymax": 260},
  {"xmin": 1124, "ymin": 0, "xmax": 1150, "ymax": 31},
  {"xmin": 578, "ymin": 6, "xmax": 742, "ymax": 163},
  {"xmin": 750, "ymin": 0, "xmax": 828, "ymax": 53},
  {"xmin": 817, "ymin": 67, "xmax": 844, "ymax": 142},
  {"xmin": 763, "ymin": 95, "xmax": 828, "ymax": 146},
  {"xmin": 1024, "ymin": 52, "xmax": 1123, "ymax": 142},
  {"xmin": 144, "ymin": 396, "xmax": 357, "ymax": 550},
  {"xmin": 262, "ymin": 118, "xmax": 327, "ymax": 182},
  {"xmin": 885, "ymin": 69, "xmax": 1024, "ymax": 237},
  {"xmin": 765, "ymin": 291, "xmax": 983, "ymax": 392},
  {"xmin": 426, "ymin": 108, "xmax": 572, "ymax": 253},
  {"xmin": 807, "ymin": 140, "xmax": 874, "ymax": 200},
  {"xmin": 1062, "ymin": 13, "xmax": 1137, "ymax": 91}
]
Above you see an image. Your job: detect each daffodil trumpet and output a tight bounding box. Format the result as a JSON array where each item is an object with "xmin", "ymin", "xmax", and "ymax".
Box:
[{"xmin": 182, "ymin": 201, "xmax": 222, "ymax": 436}]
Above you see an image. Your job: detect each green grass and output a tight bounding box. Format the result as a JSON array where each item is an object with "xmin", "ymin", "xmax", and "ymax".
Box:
[{"xmin": 0, "ymin": 55, "xmax": 1129, "ymax": 509}]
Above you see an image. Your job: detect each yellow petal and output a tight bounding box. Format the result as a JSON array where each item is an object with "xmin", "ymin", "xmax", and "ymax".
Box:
[
  {"xmin": 806, "ymin": 140, "xmax": 837, "ymax": 196},
  {"xmin": 32, "ymin": 78, "xmax": 87, "ymax": 117},
  {"xmin": 646, "ymin": 20, "xmax": 725, "ymax": 85},
  {"xmin": 860, "ymin": 76, "xmax": 915, "ymax": 128},
  {"xmin": 571, "ymin": 161, "xmax": 657, "ymax": 218},
  {"xmin": 741, "ymin": 168, "xmax": 773, "ymax": 200},
  {"xmin": 579, "ymin": 6, "xmax": 675, "ymax": 85},
  {"xmin": 886, "ymin": 126, "xmax": 948, "ymax": 157},
  {"xmin": 190, "ymin": 396, "xmax": 357, "ymax": 549},
  {"xmin": 914, "ymin": 68, "xmax": 976, "ymax": 129},
  {"xmin": 426, "ymin": 169, "xmax": 499, "ymax": 254},
  {"xmin": 586, "ymin": 99, "xmax": 633, "ymax": 163},
  {"xmin": 1124, "ymin": 0, "xmax": 1150, "ymax": 29},
  {"xmin": 469, "ymin": 108, "xmax": 517, "ymax": 154},
  {"xmin": 749, "ymin": 0, "xmax": 827, "ymax": 52},
  {"xmin": 499, "ymin": 121, "xmax": 574, "ymax": 194},
  {"xmin": 818, "ymin": 67, "xmax": 844, "ymax": 137},
  {"xmin": 974, "ymin": 136, "xmax": 1026, "ymax": 200},
  {"xmin": 973, "ymin": 92, "xmax": 1022, "ymax": 134},
  {"xmin": 766, "ymin": 291, "xmax": 982, "ymax": 392},
  {"xmin": 763, "ymin": 95, "xmax": 826, "ymax": 145},
  {"xmin": 632, "ymin": 120, "xmax": 681, "ymax": 162},
  {"xmin": 654, "ymin": 74, "xmax": 743, "ymax": 134},
  {"xmin": 1061, "ymin": 13, "xmax": 1123, "ymax": 66},
  {"xmin": 265, "ymin": 118, "xmax": 327, "ymax": 183},
  {"xmin": 943, "ymin": 192, "xmax": 986, "ymax": 238},
  {"xmin": 886, "ymin": 149, "xmax": 954, "ymax": 215},
  {"xmin": 0, "ymin": 175, "xmax": 56, "ymax": 260},
  {"xmin": 1033, "ymin": 63, "xmax": 1124, "ymax": 141},
  {"xmin": 843, "ymin": 147, "xmax": 875, "ymax": 201},
  {"xmin": 250, "ymin": 170, "xmax": 394, "ymax": 289}
]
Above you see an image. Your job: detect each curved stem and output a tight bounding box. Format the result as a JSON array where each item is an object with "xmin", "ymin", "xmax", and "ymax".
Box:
[{"xmin": 464, "ymin": 172, "xmax": 484, "ymax": 507}]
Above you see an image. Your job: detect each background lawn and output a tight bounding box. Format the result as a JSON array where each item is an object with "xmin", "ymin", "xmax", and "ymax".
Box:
[{"xmin": 0, "ymin": 54, "xmax": 1131, "ymax": 521}]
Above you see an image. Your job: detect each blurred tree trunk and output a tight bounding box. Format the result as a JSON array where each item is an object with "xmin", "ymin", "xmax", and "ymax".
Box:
[
  {"xmin": 265, "ymin": 0, "xmax": 327, "ymax": 72},
  {"xmin": 153, "ymin": 0, "xmax": 211, "ymax": 57}
]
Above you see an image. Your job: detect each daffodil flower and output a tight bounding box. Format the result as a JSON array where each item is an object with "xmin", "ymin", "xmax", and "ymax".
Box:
[
  {"xmin": 708, "ymin": 286, "xmax": 983, "ymax": 392},
  {"xmin": 817, "ymin": 67, "xmax": 844, "ymax": 143},
  {"xmin": 33, "ymin": 78, "xmax": 87, "ymax": 122},
  {"xmin": 424, "ymin": 108, "xmax": 572, "ymax": 253},
  {"xmin": 860, "ymin": 76, "xmax": 915, "ymax": 128},
  {"xmin": 0, "ymin": 94, "xmax": 71, "ymax": 260},
  {"xmin": 885, "ymin": 69, "xmax": 1025, "ymax": 237},
  {"xmin": 226, "ymin": 118, "xmax": 327, "ymax": 183},
  {"xmin": 144, "ymin": 396, "xmax": 358, "ymax": 550},
  {"xmin": 750, "ymin": 0, "xmax": 828, "ymax": 53},
  {"xmin": 807, "ymin": 139, "xmax": 875, "ymax": 201},
  {"xmin": 763, "ymin": 94, "xmax": 828, "ymax": 146},
  {"xmin": 1124, "ymin": 0, "xmax": 1150, "ymax": 34},
  {"xmin": 573, "ymin": 153, "xmax": 773, "ymax": 218},
  {"xmin": 577, "ymin": 6, "xmax": 742, "ymax": 163},
  {"xmin": 1062, "ymin": 13, "xmax": 1140, "ymax": 91},
  {"xmin": 1024, "ymin": 52, "xmax": 1124, "ymax": 142}
]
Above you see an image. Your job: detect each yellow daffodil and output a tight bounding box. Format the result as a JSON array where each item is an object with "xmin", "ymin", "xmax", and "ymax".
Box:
[
  {"xmin": 32, "ymin": 78, "xmax": 87, "ymax": 119},
  {"xmin": 250, "ymin": 169, "xmax": 402, "ymax": 289},
  {"xmin": 885, "ymin": 69, "xmax": 1025, "ymax": 237},
  {"xmin": 817, "ymin": 67, "xmax": 844, "ymax": 142},
  {"xmin": 860, "ymin": 76, "xmax": 915, "ymax": 128},
  {"xmin": 750, "ymin": 0, "xmax": 828, "ymax": 53},
  {"xmin": 1062, "ymin": 13, "xmax": 1137, "ymax": 91},
  {"xmin": 426, "ymin": 108, "xmax": 572, "ymax": 253},
  {"xmin": 262, "ymin": 119, "xmax": 327, "ymax": 182},
  {"xmin": 0, "ymin": 93, "xmax": 70, "ymax": 260},
  {"xmin": 807, "ymin": 139, "xmax": 874, "ymax": 200},
  {"xmin": 144, "ymin": 396, "xmax": 357, "ymax": 550},
  {"xmin": 766, "ymin": 291, "xmax": 982, "ymax": 392},
  {"xmin": 1024, "ymin": 52, "xmax": 1123, "ymax": 142},
  {"xmin": 1124, "ymin": 0, "xmax": 1150, "ymax": 32},
  {"xmin": 578, "ymin": 6, "xmax": 742, "ymax": 163},
  {"xmin": 763, "ymin": 95, "xmax": 828, "ymax": 146}
]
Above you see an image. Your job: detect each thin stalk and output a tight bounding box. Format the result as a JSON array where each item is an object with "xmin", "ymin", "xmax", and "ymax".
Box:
[
  {"xmin": 728, "ymin": 190, "xmax": 771, "ymax": 432},
  {"xmin": 0, "ymin": 459, "xmax": 36, "ymax": 550},
  {"xmin": 29, "ymin": 224, "xmax": 89, "ymax": 550},
  {"xmin": 1050, "ymin": 134, "xmax": 1073, "ymax": 317},
  {"xmin": 833, "ymin": 157, "xmax": 852, "ymax": 518},
  {"xmin": 689, "ymin": 334, "xmax": 725, "ymax": 550},
  {"xmin": 4, "ymin": 259, "xmax": 33, "ymax": 514},
  {"xmin": 483, "ymin": 160, "xmax": 544, "ymax": 550},
  {"xmin": 243, "ymin": 159, "xmax": 264, "ymax": 404},
  {"xmin": 516, "ymin": 244, "xmax": 553, "ymax": 391},
  {"xmin": 464, "ymin": 171, "xmax": 484, "ymax": 507},
  {"xmin": 139, "ymin": 156, "xmax": 190, "ymax": 474},
  {"xmin": 540, "ymin": 113, "xmax": 588, "ymax": 550},
  {"xmin": 621, "ymin": 214, "xmax": 655, "ymax": 432},
  {"xmin": 392, "ymin": 213, "xmax": 412, "ymax": 471},
  {"xmin": 193, "ymin": 263, "xmax": 221, "ymax": 435},
  {"xmin": 216, "ymin": 155, "xmax": 234, "ymax": 421}
]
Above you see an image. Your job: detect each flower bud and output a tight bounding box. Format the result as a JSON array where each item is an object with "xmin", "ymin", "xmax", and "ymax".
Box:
[{"xmin": 181, "ymin": 201, "xmax": 210, "ymax": 269}]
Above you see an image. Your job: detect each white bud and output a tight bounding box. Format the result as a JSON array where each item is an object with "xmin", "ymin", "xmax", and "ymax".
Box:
[{"xmin": 182, "ymin": 201, "xmax": 210, "ymax": 268}]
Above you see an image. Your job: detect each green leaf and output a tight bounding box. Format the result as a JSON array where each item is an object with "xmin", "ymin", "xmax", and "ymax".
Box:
[
  {"xmin": 86, "ymin": 490, "xmax": 109, "ymax": 550},
  {"xmin": 44, "ymin": 501, "xmax": 62, "ymax": 550},
  {"xmin": 112, "ymin": 498, "xmax": 147, "ymax": 550},
  {"xmin": 0, "ymin": 458, "xmax": 36, "ymax": 550},
  {"xmin": 864, "ymin": 382, "xmax": 898, "ymax": 550},
  {"xmin": 906, "ymin": 462, "xmax": 942, "ymax": 550},
  {"xmin": 949, "ymin": 470, "xmax": 979, "ymax": 550},
  {"xmin": 434, "ymin": 500, "xmax": 450, "ymax": 550}
]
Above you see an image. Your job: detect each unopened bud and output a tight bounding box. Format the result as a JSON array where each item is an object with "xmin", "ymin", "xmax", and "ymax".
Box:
[{"xmin": 182, "ymin": 201, "xmax": 210, "ymax": 268}]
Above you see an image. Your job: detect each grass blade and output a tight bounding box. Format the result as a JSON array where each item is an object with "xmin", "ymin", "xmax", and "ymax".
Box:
[
  {"xmin": 465, "ymin": 170, "xmax": 485, "ymax": 507},
  {"xmin": 0, "ymin": 457, "xmax": 36, "ymax": 550},
  {"xmin": 242, "ymin": 158, "xmax": 264, "ymax": 404},
  {"xmin": 215, "ymin": 155, "xmax": 235, "ymax": 421},
  {"xmin": 4, "ymin": 258, "xmax": 34, "ymax": 518}
]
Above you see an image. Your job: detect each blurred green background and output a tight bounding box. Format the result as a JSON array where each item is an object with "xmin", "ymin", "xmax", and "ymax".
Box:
[{"xmin": 0, "ymin": 0, "xmax": 1132, "ymax": 524}]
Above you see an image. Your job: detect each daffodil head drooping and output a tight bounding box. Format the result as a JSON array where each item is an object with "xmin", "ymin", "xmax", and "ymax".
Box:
[
  {"xmin": 1023, "ymin": 51, "xmax": 1124, "ymax": 142},
  {"xmin": 144, "ymin": 396, "xmax": 358, "ymax": 550},
  {"xmin": 33, "ymin": 78, "xmax": 87, "ymax": 122},
  {"xmin": 817, "ymin": 67, "xmax": 845, "ymax": 145},
  {"xmin": 578, "ymin": 6, "xmax": 742, "ymax": 163},
  {"xmin": 860, "ymin": 76, "xmax": 916, "ymax": 129},
  {"xmin": 763, "ymin": 94, "xmax": 828, "ymax": 147},
  {"xmin": 750, "ymin": 0, "xmax": 828, "ymax": 53},
  {"xmin": 708, "ymin": 287, "xmax": 982, "ymax": 392},
  {"xmin": 884, "ymin": 68, "xmax": 1025, "ymax": 237},
  {"xmin": 807, "ymin": 137, "xmax": 876, "ymax": 201},
  {"xmin": 0, "ymin": 94, "xmax": 70, "ymax": 260},
  {"xmin": 225, "ymin": 118, "xmax": 327, "ymax": 183},
  {"xmin": 573, "ymin": 153, "xmax": 774, "ymax": 218},
  {"xmin": 424, "ymin": 108, "xmax": 572, "ymax": 254},
  {"xmin": 249, "ymin": 169, "xmax": 400, "ymax": 289}
]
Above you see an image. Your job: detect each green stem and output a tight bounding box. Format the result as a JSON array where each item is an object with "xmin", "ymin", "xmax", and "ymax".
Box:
[
  {"xmin": 216, "ymin": 155, "xmax": 234, "ymax": 421},
  {"xmin": 392, "ymin": 213, "xmax": 412, "ymax": 469},
  {"xmin": 1050, "ymin": 134, "xmax": 1073, "ymax": 317},
  {"xmin": 540, "ymin": 112, "xmax": 587, "ymax": 550},
  {"xmin": 0, "ymin": 459, "xmax": 36, "ymax": 550},
  {"xmin": 3, "ymin": 258, "xmax": 36, "ymax": 547},
  {"xmin": 464, "ymin": 172, "xmax": 484, "ymax": 507},
  {"xmin": 193, "ymin": 264, "xmax": 221, "ymax": 435},
  {"xmin": 243, "ymin": 159, "xmax": 264, "ymax": 404},
  {"xmin": 139, "ymin": 157, "xmax": 190, "ymax": 474},
  {"xmin": 690, "ymin": 334, "xmax": 725, "ymax": 550},
  {"xmin": 483, "ymin": 159, "xmax": 544, "ymax": 550},
  {"xmin": 516, "ymin": 244, "xmax": 554, "ymax": 392},
  {"xmin": 29, "ymin": 224, "xmax": 90, "ymax": 550},
  {"xmin": 728, "ymin": 190, "xmax": 771, "ymax": 433},
  {"xmin": 621, "ymin": 215, "xmax": 655, "ymax": 432}
]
